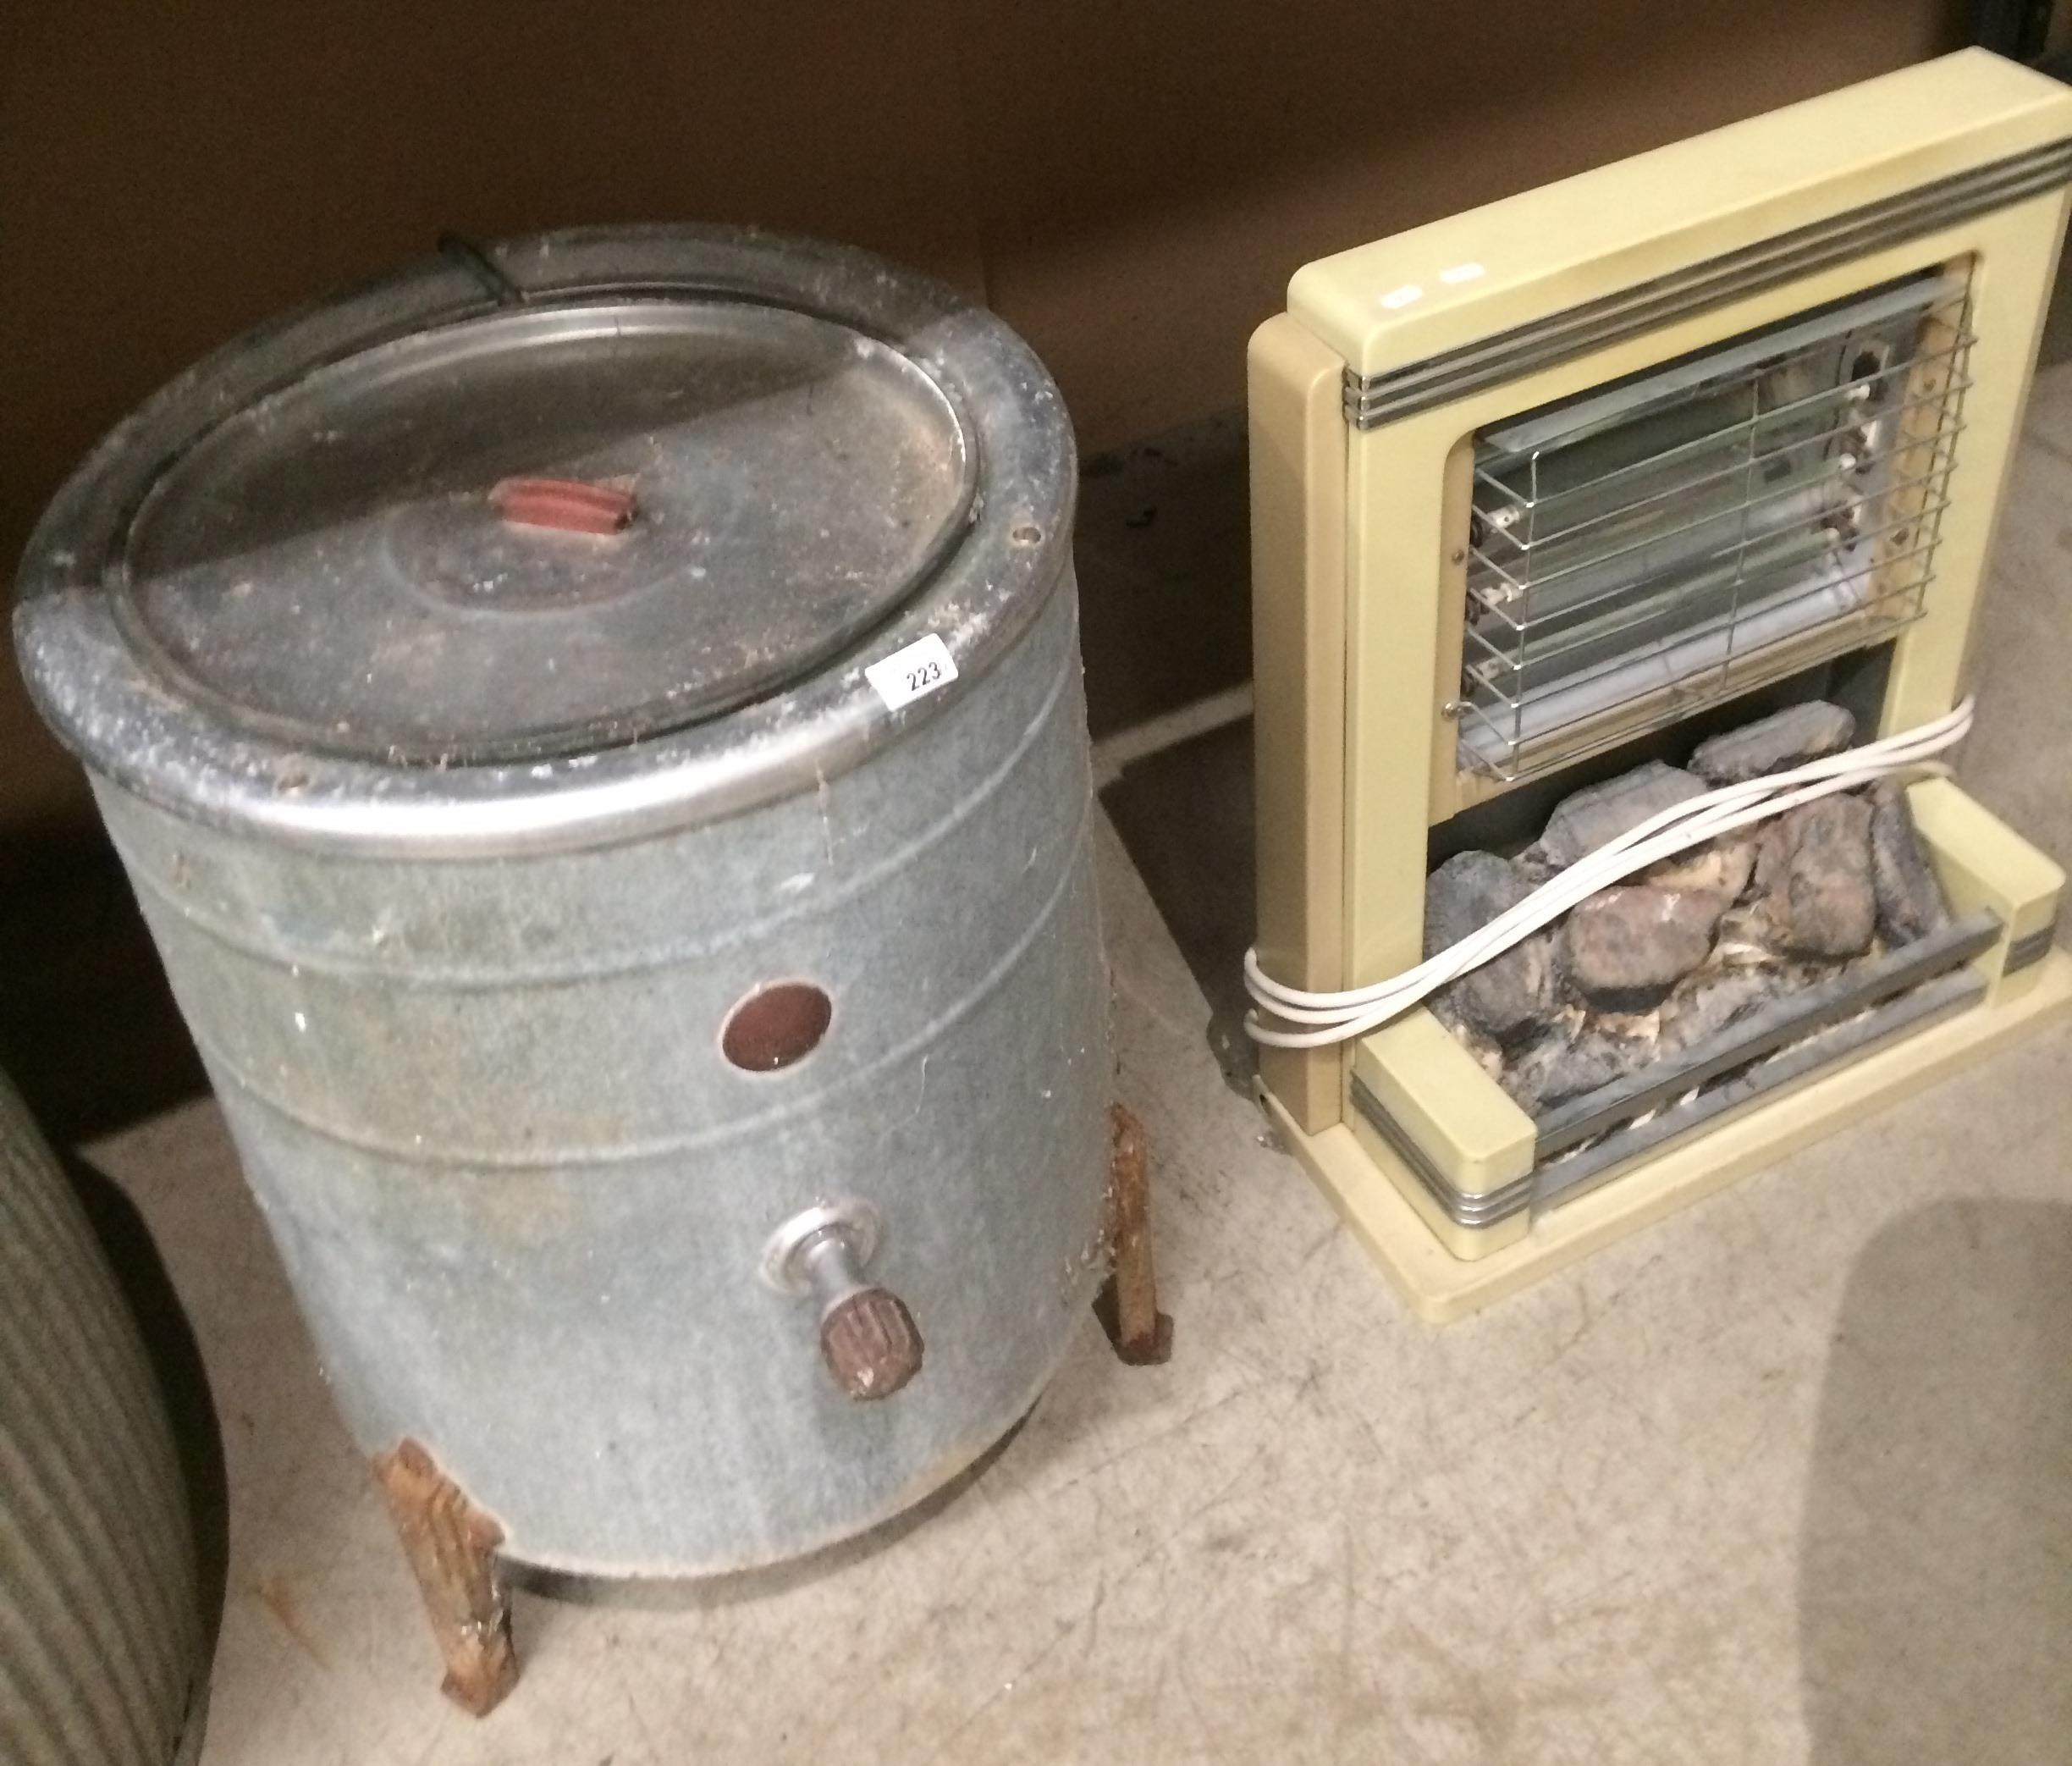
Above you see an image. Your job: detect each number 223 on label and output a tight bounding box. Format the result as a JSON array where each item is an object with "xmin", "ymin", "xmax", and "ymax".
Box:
[{"xmin": 865, "ymin": 634, "xmax": 960, "ymax": 711}]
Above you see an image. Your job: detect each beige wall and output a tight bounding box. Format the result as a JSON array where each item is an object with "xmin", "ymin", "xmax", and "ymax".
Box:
[{"xmin": 0, "ymin": 0, "xmax": 1965, "ymax": 838}]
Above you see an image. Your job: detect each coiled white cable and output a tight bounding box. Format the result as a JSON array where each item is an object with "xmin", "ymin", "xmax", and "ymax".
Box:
[{"xmin": 1243, "ymin": 698, "xmax": 1975, "ymax": 1049}]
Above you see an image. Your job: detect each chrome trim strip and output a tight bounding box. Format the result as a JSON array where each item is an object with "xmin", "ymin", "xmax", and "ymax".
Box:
[
  {"xmin": 1343, "ymin": 138, "xmax": 2072, "ymax": 428},
  {"xmin": 2004, "ymin": 919, "xmax": 2058, "ymax": 974},
  {"xmin": 1347, "ymin": 1078, "xmax": 1532, "ymax": 1228}
]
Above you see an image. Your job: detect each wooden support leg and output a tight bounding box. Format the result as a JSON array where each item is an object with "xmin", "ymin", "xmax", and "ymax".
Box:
[
  {"xmin": 1096, "ymin": 1103, "xmax": 1174, "ymax": 1365},
  {"xmin": 372, "ymin": 1438, "xmax": 520, "ymax": 1717}
]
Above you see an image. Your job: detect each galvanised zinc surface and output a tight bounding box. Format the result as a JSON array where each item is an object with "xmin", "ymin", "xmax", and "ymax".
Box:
[
  {"xmin": 19, "ymin": 226, "xmax": 1110, "ymax": 1576},
  {"xmin": 98, "ymin": 585, "xmax": 1107, "ymax": 1575}
]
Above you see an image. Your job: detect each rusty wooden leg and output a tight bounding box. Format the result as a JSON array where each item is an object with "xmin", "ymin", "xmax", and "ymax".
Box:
[
  {"xmin": 1095, "ymin": 1103, "xmax": 1173, "ymax": 1365},
  {"xmin": 372, "ymin": 1438, "xmax": 519, "ymax": 1717}
]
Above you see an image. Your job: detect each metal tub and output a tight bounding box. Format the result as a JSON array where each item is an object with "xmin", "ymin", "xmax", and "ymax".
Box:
[{"xmin": 16, "ymin": 227, "xmax": 1108, "ymax": 1580}]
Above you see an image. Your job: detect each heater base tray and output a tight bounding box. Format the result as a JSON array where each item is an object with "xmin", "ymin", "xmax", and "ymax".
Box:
[{"xmin": 1261, "ymin": 947, "xmax": 2072, "ymax": 1323}]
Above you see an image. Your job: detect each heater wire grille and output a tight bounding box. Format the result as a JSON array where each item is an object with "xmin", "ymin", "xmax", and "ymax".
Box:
[{"xmin": 1456, "ymin": 273, "xmax": 1974, "ymax": 781}]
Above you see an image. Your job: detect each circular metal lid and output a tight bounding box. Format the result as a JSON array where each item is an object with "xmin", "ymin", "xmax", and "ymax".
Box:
[
  {"xmin": 16, "ymin": 228, "xmax": 1076, "ymax": 856},
  {"xmin": 117, "ymin": 297, "xmax": 977, "ymax": 765}
]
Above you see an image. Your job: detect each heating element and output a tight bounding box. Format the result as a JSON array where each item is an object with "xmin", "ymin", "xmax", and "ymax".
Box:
[{"xmin": 1458, "ymin": 272, "xmax": 1971, "ymax": 780}]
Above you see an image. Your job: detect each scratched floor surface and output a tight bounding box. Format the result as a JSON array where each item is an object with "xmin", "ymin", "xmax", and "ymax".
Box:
[{"xmin": 84, "ymin": 365, "xmax": 2072, "ymax": 1765}]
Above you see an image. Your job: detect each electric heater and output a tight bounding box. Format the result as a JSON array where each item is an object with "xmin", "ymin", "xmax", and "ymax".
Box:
[{"xmin": 1248, "ymin": 50, "xmax": 2072, "ymax": 1319}]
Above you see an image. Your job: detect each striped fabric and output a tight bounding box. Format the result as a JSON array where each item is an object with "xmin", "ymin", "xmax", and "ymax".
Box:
[{"xmin": 0, "ymin": 1071, "xmax": 202, "ymax": 1765}]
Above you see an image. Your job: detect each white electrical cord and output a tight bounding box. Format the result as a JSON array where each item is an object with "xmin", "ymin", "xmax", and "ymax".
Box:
[{"xmin": 1243, "ymin": 697, "xmax": 1976, "ymax": 1049}]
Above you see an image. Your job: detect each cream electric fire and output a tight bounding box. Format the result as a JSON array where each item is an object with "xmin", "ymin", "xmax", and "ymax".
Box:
[{"xmin": 1248, "ymin": 50, "xmax": 2072, "ymax": 1319}]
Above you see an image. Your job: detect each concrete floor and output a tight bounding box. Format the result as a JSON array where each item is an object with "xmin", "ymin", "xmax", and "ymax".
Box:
[{"xmin": 79, "ymin": 362, "xmax": 2072, "ymax": 1764}]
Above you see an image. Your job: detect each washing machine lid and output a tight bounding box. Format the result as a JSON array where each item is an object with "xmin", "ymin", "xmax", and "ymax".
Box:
[
  {"xmin": 109, "ymin": 291, "xmax": 978, "ymax": 765},
  {"xmin": 18, "ymin": 228, "xmax": 1078, "ymax": 857}
]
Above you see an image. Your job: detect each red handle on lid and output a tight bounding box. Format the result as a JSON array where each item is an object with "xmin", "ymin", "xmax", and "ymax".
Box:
[{"xmin": 491, "ymin": 477, "xmax": 636, "ymax": 535}]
